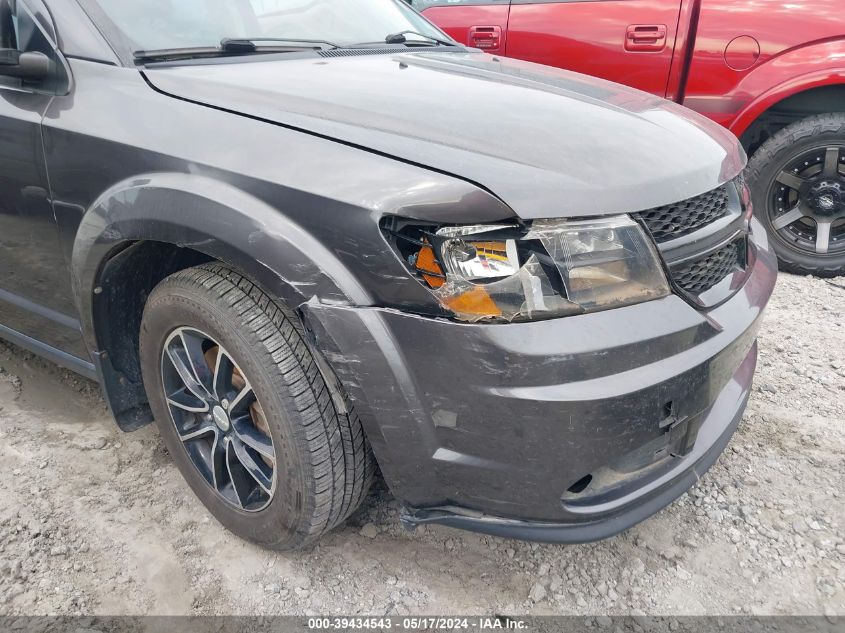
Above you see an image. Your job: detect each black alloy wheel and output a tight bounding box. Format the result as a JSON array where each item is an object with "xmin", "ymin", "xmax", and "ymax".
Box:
[
  {"xmin": 161, "ymin": 327, "xmax": 276, "ymax": 512},
  {"xmin": 747, "ymin": 113, "xmax": 845, "ymax": 277},
  {"xmin": 766, "ymin": 145, "xmax": 844, "ymax": 257}
]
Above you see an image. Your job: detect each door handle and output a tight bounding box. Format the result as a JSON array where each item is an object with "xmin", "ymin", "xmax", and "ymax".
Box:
[
  {"xmin": 468, "ymin": 26, "xmax": 502, "ymax": 51},
  {"xmin": 625, "ymin": 24, "xmax": 667, "ymax": 52}
]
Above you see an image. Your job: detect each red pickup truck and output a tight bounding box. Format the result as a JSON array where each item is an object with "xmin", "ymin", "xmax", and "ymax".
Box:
[{"xmin": 414, "ymin": 0, "xmax": 845, "ymax": 276}]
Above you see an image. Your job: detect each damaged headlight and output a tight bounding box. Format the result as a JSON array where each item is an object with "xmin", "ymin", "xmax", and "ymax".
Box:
[{"xmin": 386, "ymin": 215, "xmax": 671, "ymax": 322}]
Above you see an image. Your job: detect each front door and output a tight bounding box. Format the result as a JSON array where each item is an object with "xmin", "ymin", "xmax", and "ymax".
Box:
[{"xmin": 0, "ymin": 0, "xmax": 85, "ymax": 359}]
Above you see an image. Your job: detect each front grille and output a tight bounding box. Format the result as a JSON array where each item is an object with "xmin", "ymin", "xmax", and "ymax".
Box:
[
  {"xmin": 670, "ymin": 239, "xmax": 744, "ymax": 295},
  {"xmin": 634, "ymin": 186, "xmax": 730, "ymax": 243}
]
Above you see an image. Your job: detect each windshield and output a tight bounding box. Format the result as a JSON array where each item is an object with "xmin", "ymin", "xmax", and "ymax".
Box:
[{"xmin": 85, "ymin": 0, "xmax": 450, "ymax": 52}]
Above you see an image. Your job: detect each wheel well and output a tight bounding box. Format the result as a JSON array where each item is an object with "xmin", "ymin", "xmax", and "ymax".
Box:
[
  {"xmin": 93, "ymin": 241, "xmax": 212, "ymax": 431},
  {"xmin": 739, "ymin": 85, "xmax": 845, "ymax": 156}
]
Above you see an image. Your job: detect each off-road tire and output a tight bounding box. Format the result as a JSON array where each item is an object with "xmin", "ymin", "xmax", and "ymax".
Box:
[
  {"xmin": 139, "ymin": 263, "xmax": 374, "ymax": 549},
  {"xmin": 746, "ymin": 113, "xmax": 845, "ymax": 277}
]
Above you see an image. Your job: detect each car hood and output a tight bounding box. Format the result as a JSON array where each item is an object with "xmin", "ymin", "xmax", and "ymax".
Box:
[{"xmin": 144, "ymin": 51, "xmax": 745, "ymax": 220}]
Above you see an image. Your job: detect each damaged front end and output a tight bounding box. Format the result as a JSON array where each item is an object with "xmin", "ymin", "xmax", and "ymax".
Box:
[
  {"xmin": 381, "ymin": 216, "xmax": 670, "ymax": 323},
  {"xmin": 298, "ymin": 206, "xmax": 776, "ymax": 543}
]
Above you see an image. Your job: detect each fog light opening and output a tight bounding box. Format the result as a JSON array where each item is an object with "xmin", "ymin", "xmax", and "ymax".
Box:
[{"xmin": 567, "ymin": 474, "xmax": 593, "ymax": 495}]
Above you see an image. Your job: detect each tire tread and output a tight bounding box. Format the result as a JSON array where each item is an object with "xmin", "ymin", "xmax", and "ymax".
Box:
[{"xmin": 150, "ymin": 263, "xmax": 374, "ymax": 548}]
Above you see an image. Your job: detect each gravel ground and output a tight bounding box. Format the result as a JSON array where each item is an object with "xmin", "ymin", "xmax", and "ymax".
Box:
[{"xmin": 0, "ymin": 273, "xmax": 842, "ymax": 617}]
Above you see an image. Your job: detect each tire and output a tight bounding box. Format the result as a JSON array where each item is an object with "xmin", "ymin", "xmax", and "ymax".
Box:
[
  {"xmin": 746, "ymin": 113, "xmax": 845, "ymax": 277},
  {"xmin": 139, "ymin": 263, "xmax": 374, "ymax": 550}
]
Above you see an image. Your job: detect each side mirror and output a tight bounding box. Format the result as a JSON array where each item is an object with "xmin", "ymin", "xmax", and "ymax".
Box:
[{"xmin": 0, "ymin": 48, "xmax": 50, "ymax": 79}]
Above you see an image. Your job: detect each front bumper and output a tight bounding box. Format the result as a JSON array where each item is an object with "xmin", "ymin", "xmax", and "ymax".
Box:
[{"xmin": 304, "ymin": 219, "xmax": 777, "ymax": 541}]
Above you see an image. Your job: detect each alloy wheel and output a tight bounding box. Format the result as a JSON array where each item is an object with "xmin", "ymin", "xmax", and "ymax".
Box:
[
  {"xmin": 160, "ymin": 327, "xmax": 276, "ymax": 512},
  {"xmin": 767, "ymin": 145, "xmax": 845, "ymax": 256}
]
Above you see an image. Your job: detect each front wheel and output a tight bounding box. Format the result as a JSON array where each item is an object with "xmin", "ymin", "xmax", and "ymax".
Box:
[
  {"xmin": 139, "ymin": 263, "xmax": 374, "ymax": 549},
  {"xmin": 746, "ymin": 113, "xmax": 845, "ymax": 277}
]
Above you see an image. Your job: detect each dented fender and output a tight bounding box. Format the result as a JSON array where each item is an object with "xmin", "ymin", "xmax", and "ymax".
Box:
[{"xmin": 70, "ymin": 172, "xmax": 371, "ymax": 351}]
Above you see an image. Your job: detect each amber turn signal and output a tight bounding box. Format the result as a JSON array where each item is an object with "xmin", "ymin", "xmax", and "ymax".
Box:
[
  {"xmin": 414, "ymin": 244, "xmax": 445, "ymax": 288},
  {"xmin": 442, "ymin": 286, "xmax": 502, "ymax": 318}
]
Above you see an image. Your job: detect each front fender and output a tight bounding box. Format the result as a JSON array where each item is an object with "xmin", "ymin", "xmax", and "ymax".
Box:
[{"xmin": 71, "ymin": 172, "xmax": 372, "ymax": 350}]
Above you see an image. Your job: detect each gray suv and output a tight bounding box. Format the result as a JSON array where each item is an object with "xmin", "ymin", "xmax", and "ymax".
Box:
[{"xmin": 0, "ymin": 0, "xmax": 776, "ymax": 549}]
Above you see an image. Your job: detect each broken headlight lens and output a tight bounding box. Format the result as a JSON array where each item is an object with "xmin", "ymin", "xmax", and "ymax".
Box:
[{"xmin": 390, "ymin": 215, "xmax": 670, "ymax": 322}]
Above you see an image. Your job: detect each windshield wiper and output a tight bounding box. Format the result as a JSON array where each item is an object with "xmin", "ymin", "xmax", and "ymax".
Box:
[
  {"xmin": 220, "ymin": 37, "xmax": 340, "ymax": 52},
  {"xmin": 134, "ymin": 37, "xmax": 339, "ymax": 63},
  {"xmin": 384, "ymin": 30, "xmax": 456, "ymax": 47},
  {"xmin": 134, "ymin": 46, "xmax": 233, "ymax": 63}
]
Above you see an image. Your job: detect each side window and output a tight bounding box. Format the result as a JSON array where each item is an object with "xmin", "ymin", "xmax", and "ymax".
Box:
[
  {"xmin": 0, "ymin": 0, "xmax": 68, "ymax": 93},
  {"xmin": 0, "ymin": 0, "xmax": 17, "ymax": 50},
  {"xmin": 15, "ymin": 1, "xmax": 50, "ymax": 54}
]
